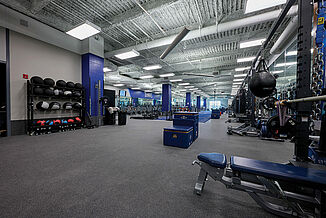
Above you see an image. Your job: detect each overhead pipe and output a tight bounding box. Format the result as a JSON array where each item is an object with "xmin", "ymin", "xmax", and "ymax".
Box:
[
  {"xmin": 270, "ymin": 15, "xmax": 298, "ymax": 54},
  {"xmin": 160, "ymin": 27, "xmax": 190, "ymax": 59},
  {"xmin": 105, "ymin": 6, "xmax": 298, "ymax": 58}
]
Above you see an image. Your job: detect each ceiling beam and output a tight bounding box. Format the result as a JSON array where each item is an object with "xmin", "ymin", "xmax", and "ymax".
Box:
[{"xmin": 30, "ymin": 0, "xmax": 53, "ymax": 14}]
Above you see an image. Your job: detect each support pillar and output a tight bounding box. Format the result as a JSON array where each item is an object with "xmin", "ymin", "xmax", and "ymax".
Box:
[
  {"xmin": 162, "ymin": 84, "xmax": 171, "ymax": 112},
  {"xmin": 196, "ymin": 96, "xmax": 201, "ymax": 111},
  {"xmin": 203, "ymin": 98, "xmax": 207, "ymax": 110},
  {"xmin": 186, "ymin": 92, "xmax": 191, "ymax": 110}
]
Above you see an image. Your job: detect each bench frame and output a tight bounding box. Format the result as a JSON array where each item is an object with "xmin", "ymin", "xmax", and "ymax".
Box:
[{"xmin": 193, "ymin": 160, "xmax": 326, "ymax": 218}]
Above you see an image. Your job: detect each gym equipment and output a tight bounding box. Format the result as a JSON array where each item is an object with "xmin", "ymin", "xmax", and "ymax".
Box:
[
  {"xmin": 44, "ymin": 88, "xmax": 54, "ymax": 96},
  {"xmin": 43, "ymin": 78, "xmax": 55, "ymax": 87},
  {"xmin": 36, "ymin": 101, "xmax": 49, "ymax": 110},
  {"xmin": 75, "ymin": 117, "xmax": 81, "ymax": 122},
  {"xmin": 63, "ymin": 90, "xmax": 72, "ymax": 96},
  {"xmin": 56, "ymin": 80, "xmax": 66, "ymax": 87},
  {"xmin": 249, "ymin": 59, "xmax": 276, "ymax": 98},
  {"xmin": 30, "ymin": 76, "xmax": 44, "ymax": 85},
  {"xmin": 174, "ymin": 112, "xmax": 199, "ymax": 140},
  {"xmin": 193, "ymin": 153, "xmax": 326, "ymax": 217},
  {"xmin": 163, "ymin": 126, "xmax": 193, "ymax": 148},
  {"xmin": 53, "ymin": 89, "xmax": 60, "ymax": 96},
  {"xmin": 49, "ymin": 102, "xmax": 61, "ymax": 110},
  {"xmin": 262, "ymin": 96, "xmax": 277, "ymax": 110},
  {"xmin": 211, "ymin": 109, "xmax": 220, "ymax": 119},
  {"xmin": 53, "ymin": 119, "xmax": 61, "ymax": 125},
  {"xmin": 36, "ymin": 120, "xmax": 46, "ymax": 126},
  {"xmin": 75, "ymin": 83, "xmax": 83, "ymax": 89},
  {"xmin": 73, "ymin": 102, "xmax": 82, "ymax": 109},
  {"xmin": 63, "ymin": 102, "xmax": 72, "ymax": 110},
  {"xmin": 66, "ymin": 82, "xmax": 75, "ymax": 88},
  {"xmin": 33, "ymin": 87, "xmax": 43, "ymax": 95},
  {"xmin": 118, "ymin": 112, "xmax": 127, "ymax": 125},
  {"xmin": 73, "ymin": 91, "xmax": 81, "ymax": 97},
  {"xmin": 266, "ymin": 115, "xmax": 296, "ymax": 139},
  {"xmin": 68, "ymin": 119, "xmax": 74, "ymax": 123}
]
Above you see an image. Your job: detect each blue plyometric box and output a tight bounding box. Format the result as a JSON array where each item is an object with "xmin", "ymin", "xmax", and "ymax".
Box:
[
  {"xmin": 211, "ymin": 109, "xmax": 220, "ymax": 119},
  {"xmin": 173, "ymin": 118, "xmax": 198, "ymax": 141},
  {"xmin": 308, "ymin": 147, "xmax": 326, "ymax": 166},
  {"xmin": 173, "ymin": 112, "xmax": 199, "ymax": 120},
  {"xmin": 163, "ymin": 126, "xmax": 193, "ymax": 149}
]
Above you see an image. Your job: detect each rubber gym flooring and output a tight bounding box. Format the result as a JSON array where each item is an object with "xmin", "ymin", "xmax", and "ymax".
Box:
[{"xmin": 0, "ymin": 115, "xmax": 293, "ymax": 217}]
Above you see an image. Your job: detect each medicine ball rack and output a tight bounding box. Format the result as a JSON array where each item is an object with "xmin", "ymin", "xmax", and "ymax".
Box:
[{"xmin": 27, "ymin": 80, "xmax": 85, "ymax": 136}]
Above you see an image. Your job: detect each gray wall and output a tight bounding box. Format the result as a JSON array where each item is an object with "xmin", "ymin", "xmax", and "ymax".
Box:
[
  {"xmin": 0, "ymin": 27, "xmax": 6, "ymax": 62},
  {"xmin": 10, "ymin": 31, "xmax": 81, "ymax": 134}
]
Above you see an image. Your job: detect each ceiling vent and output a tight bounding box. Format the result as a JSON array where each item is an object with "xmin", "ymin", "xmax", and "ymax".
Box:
[{"xmin": 20, "ymin": 19, "xmax": 28, "ymax": 27}]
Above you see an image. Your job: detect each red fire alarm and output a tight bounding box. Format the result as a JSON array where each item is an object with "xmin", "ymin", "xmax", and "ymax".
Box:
[{"xmin": 23, "ymin": 74, "xmax": 28, "ymax": 79}]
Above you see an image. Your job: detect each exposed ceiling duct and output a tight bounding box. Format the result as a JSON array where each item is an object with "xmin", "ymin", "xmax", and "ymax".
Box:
[
  {"xmin": 105, "ymin": 6, "xmax": 298, "ymax": 58},
  {"xmin": 160, "ymin": 27, "xmax": 190, "ymax": 59}
]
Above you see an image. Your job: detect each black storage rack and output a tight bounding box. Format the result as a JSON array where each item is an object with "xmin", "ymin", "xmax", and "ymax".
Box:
[{"xmin": 27, "ymin": 80, "xmax": 86, "ymax": 135}]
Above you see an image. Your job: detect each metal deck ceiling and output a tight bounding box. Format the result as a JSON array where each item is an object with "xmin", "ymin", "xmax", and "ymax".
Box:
[{"xmin": 0, "ymin": 0, "xmax": 295, "ymax": 98}]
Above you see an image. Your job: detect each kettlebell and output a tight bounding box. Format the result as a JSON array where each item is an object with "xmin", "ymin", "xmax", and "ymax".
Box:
[{"xmin": 249, "ymin": 59, "xmax": 276, "ymax": 98}]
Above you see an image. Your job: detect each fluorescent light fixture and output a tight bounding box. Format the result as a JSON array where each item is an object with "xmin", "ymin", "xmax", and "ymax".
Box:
[
  {"xmin": 159, "ymin": 73, "xmax": 175, "ymax": 77},
  {"xmin": 185, "ymin": 86, "xmax": 195, "ymax": 88},
  {"xmin": 237, "ymin": 56, "xmax": 255, "ymax": 63},
  {"xmin": 145, "ymin": 90, "xmax": 152, "ymax": 92},
  {"xmin": 114, "ymin": 49, "xmax": 140, "ymax": 60},
  {"xmin": 240, "ymin": 38, "xmax": 265, "ymax": 48},
  {"xmin": 143, "ymin": 64, "xmax": 162, "ymax": 70},
  {"xmin": 233, "ymin": 78, "xmax": 244, "ymax": 82},
  {"xmin": 113, "ymin": 84, "xmax": 124, "ymax": 87},
  {"xmin": 285, "ymin": 51, "xmax": 297, "ymax": 56},
  {"xmin": 103, "ymin": 67, "xmax": 112, "ymax": 72},
  {"xmin": 234, "ymin": 73, "xmax": 247, "ymax": 77},
  {"xmin": 179, "ymin": 83, "xmax": 190, "ymax": 86},
  {"xmin": 245, "ymin": 0, "xmax": 286, "ymax": 14},
  {"xmin": 235, "ymin": 66, "xmax": 250, "ymax": 72},
  {"xmin": 131, "ymin": 87, "xmax": 141, "ymax": 90},
  {"xmin": 170, "ymin": 79, "xmax": 183, "ymax": 82},
  {"xmin": 232, "ymin": 86, "xmax": 239, "ymax": 88},
  {"xmin": 271, "ymin": 70, "xmax": 284, "ymax": 74},
  {"xmin": 66, "ymin": 21, "xmax": 101, "ymax": 40},
  {"xmin": 233, "ymin": 82, "xmax": 242, "ymax": 85},
  {"xmin": 275, "ymin": 62, "xmax": 297, "ymax": 67},
  {"xmin": 139, "ymin": 75, "xmax": 154, "ymax": 79},
  {"xmin": 179, "ymin": 89, "xmax": 187, "ymax": 91}
]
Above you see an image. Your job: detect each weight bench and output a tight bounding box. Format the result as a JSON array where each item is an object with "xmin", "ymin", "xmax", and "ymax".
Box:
[{"xmin": 193, "ymin": 153, "xmax": 326, "ymax": 217}]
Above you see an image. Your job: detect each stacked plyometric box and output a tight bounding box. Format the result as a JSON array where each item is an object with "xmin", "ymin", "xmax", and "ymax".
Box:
[
  {"xmin": 163, "ymin": 112, "xmax": 199, "ymax": 149},
  {"xmin": 211, "ymin": 109, "xmax": 221, "ymax": 119}
]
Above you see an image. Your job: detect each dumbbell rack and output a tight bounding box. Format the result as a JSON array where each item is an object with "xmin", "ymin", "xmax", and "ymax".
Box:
[{"xmin": 27, "ymin": 80, "xmax": 86, "ymax": 136}]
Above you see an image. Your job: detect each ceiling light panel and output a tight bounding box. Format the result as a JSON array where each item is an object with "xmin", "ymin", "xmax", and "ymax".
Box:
[
  {"xmin": 237, "ymin": 56, "xmax": 256, "ymax": 63},
  {"xmin": 143, "ymin": 64, "xmax": 162, "ymax": 70},
  {"xmin": 170, "ymin": 79, "xmax": 183, "ymax": 82},
  {"xmin": 114, "ymin": 50, "xmax": 140, "ymax": 59},
  {"xmin": 66, "ymin": 21, "xmax": 101, "ymax": 40},
  {"xmin": 159, "ymin": 73, "xmax": 175, "ymax": 77},
  {"xmin": 235, "ymin": 66, "xmax": 251, "ymax": 72},
  {"xmin": 240, "ymin": 38, "xmax": 265, "ymax": 48},
  {"xmin": 179, "ymin": 83, "xmax": 190, "ymax": 86},
  {"xmin": 113, "ymin": 84, "xmax": 124, "ymax": 87},
  {"xmin": 234, "ymin": 73, "xmax": 247, "ymax": 77},
  {"xmin": 103, "ymin": 67, "xmax": 112, "ymax": 72},
  {"xmin": 139, "ymin": 75, "xmax": 154, "ymax": 79},
  {"xmin": 245, "ymin": 0, "xmax": 286, "ymax": 14}
]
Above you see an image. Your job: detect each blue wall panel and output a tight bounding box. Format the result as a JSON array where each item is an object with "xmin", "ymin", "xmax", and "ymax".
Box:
[
  {"xmin": 82, "ymin": 53, "xmax": 104, "ymax": 116},
  {"xmin": 128, "ymin": 89, "xmax": 161, "ymax": 100}
]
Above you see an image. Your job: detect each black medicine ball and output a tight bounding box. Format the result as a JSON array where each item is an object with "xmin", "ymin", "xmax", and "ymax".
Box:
[
  {"xmin": 31, "ymin": 76, "xmax": 44, "ymax": 85},
  {"xmin": 56, "ymin": 80, "xmax": 66, "ymax": 87},
  {"xmin": 73, "ymin": 91, "xmax": 81, "ymax": 97},
  {"xmin": 75, "ymin": 83, "xmax": 83, "ymax": 89},
  {"xmin": 73, "ymin": 102, "xmax": 82, "ymax": 109},
  {"xmin": 66, "ymin": 82, "xmax": 75, "ymax": 88},
  {"xmin": 33, "ymin": 87, "xmax": 43, "ymax": 95},
  {"xmin": 44, "ymin": 88, "xmax": 54, "ymax": 96},
  {"xmin": 36, "ymin": 101, "xmax": 49, "ymax": 110},
  {"xmin": 63, "ymin": 102, "xmax": 73, "ymax": 110},
  {"xmin": 64, "ymin": 91, "xmax": 72, "ymax": 96},
  {"xmin": 44, "ymin": 78, "xmax": 55, "ymax": 87},
  {"xmin": 49, "ymin": 102, "xmax": 61, "ymax": 110},
  {"xmin": 54, "ymin": 89, "xmax": 60, "ymax": 96}
]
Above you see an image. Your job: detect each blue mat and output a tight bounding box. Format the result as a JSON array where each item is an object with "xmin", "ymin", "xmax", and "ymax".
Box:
[{"xmin": 198, "ymin": 111, "xmax": 211, "ymax": 123}]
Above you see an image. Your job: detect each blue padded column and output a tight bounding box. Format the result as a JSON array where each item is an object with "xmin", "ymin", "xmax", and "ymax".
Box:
[
  {"xmin": 186, "ymin": 92, "xmax": 191, "ymax": 110},
  {"xmin": 196, "ymin": 96, "xmax": 201, "ymax": 110},
  {"xmin": 203, "ymin": 98, "xmax": 207, "ymax": 109},
  {"xmin": 82, "ymin": 53, "xmax": 104, "ymax": 116},
  {"xmin": 132, "ymin": 98, "xmax": 139, "ymax": 106},
  {"xmin": 162, "ymin": 84, "xmax": 171, "ymax": 112}
]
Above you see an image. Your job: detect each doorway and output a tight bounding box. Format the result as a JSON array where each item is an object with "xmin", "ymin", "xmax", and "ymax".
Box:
[{"xmin": 0, "ymin": 62, "xmax": 7, "ymax": 136}]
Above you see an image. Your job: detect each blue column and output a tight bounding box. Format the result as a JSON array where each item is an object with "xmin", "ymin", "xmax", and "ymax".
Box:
[
  {"xmin": 186, "ymin": 92, "xmax": 191, "ymax": 110},
  {"xmin": 196, "ymin": 96, "xmax": 201, "ymax": 110},
  {"xmin": 162, "ymin": 84, "xmax": 171, "ymax": 112},
  {"xmin": 82, "ymin": 53, "xmax": 104, "ymax": 116},
  {"xmin": 203, "ymin": 98, "xmax": 207, "ymax": 110},
  {"xmin": 132, "ymin": 98, "xmax": 138, "ymax": 106}
]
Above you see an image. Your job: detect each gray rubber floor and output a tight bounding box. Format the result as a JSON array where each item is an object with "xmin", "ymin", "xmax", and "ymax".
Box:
[{"xmin": 0, "ymin": 116, "xmax": 293, "ymax": 217}]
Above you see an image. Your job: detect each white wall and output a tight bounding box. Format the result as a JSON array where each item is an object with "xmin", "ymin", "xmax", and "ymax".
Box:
[
  {"xmin": 0, "ymin": 27, "xmax": 6, "ymax": 62},
  {"xmin": 10, "ymin": 31, "xmax": 81, "ymax": 120}
]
